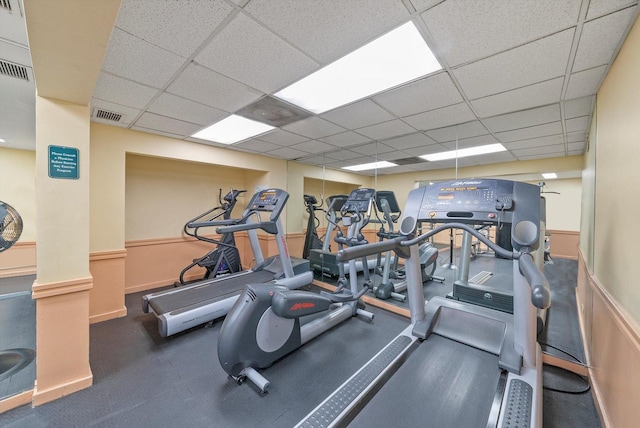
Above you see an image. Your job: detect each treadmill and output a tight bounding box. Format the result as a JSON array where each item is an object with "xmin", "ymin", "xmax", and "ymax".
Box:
[
  {"xmin": 142, "ymin": 188, "xmax": 312, "ymax": 337},
  {"xmin": 295, "ymin": 179, "xmax": 551, "ymax": 428}
]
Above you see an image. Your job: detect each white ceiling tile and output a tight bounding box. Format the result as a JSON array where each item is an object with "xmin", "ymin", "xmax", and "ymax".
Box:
[
  {"xmin": 321, "ymin": 100, "xmax": 395, "ymax": 130},
  {"xmin": 568, "ymin": 141, "xmax": 587, "ymax": 152},
  {"xmin": 421, "ymin": 0, "xmax": 582, "ymax": 66},
  {"xmin": 483, "ymin": 104, "xmax": 561, "ymax": 132},
  {"xmin": 410, "ymin": 0, "xmax": 444, "ymax": 13},
  {"xmin": 257, "ymin": 129, "xmax": 309, "ymax": 146},
  {"xmin": 348, "ymin": 142, "xmax": 396, "ymax": 156},
  {"xmin": 568, "ymin": 150, "xmax": 584, "ymax": 156},
  {"xmin": 404, "ymin": 143, "xmax": 450, "ymax": 157},
  {"xmin": 586, "ymin": 0, "xmax": 638, "ymax": 19},
  {"xmin": 505, "ymin": 134, "xmax": 564, "ymax": 151},
  {"xmin": 564, "ymin": 96, "xmax": 595, "ymax": 119},
  {"xmin": 297, "ymin": 154, "xmax": 340, "ymax": 165},
  {"xmin": 442, "ymin": 134, "xmax": 500, "ymax": 150},
  {"xmin": 245, "ymin": 0, "xmax": 410, "ymax": 63},
  {"xmin": 425, "ymin": 120, "xmax": 489, "ymax": 142},
  {"xmin": 573, "ymin": 7, "xmax": 638, "ymax": 72},
  {"xmin": 147, "ymin": 93, "xmax": 227, "ymax": 126},
  {"xmin": 291, "ymin": 140, "xmax": 337, "ymax": 154},
  {"xmin": 195, "ymin": 13, "xmax": 318, "ymax": 93},
  {"xmin": 93, "ymin": 72, "xmax": 159, "ymax": 109},
  {"xmin": 512, "ymin": 143, "xmax": 566, "ymax": 158},
  {"xmin": 567, "ymin": 131, "xmax": 588, "ymax": 143},
  {"xmin": 565, "ymin": 65, "xmax": 608, "ymax": 99},
  {"xmin": 565, "ymin": 116, "xmax": 590, "ymax": 133},
  {"xmin": 454, "ymin": 29, "xmax": 574, "ymax": 100},
  {"xmin": 496, "ymin": 121, "xmax": 563, "ymax": 143},
  {"xmin": 265, "ymin": 146, "xmax": 310, "ymax": 160},
  {"xmin": 283, "ymin": 117, "xmax": 346, "ymax": 139},
  {"xmin": 131, "ymin": 126, "xmax": 186, "ymax": 139},
  {"xmin": 355, "ymin": 119, "xmax": 417, "ymax": 140},
  {"xmin": 115, "ymin": 0, "xmax": 234, "ymax": 57},
  {"xmin": 90, "ymin": 98, "xmax": 141, "ymax": 125},
  {"xmin": 403, "ymin": 102, "xmax": 476, "ymax": 130},
  {"xmin": 234, "ymin": 139, "xmax": 281, "ymax": 153},
  {"xmin": 134, "ymin": 112, "xmax": 203, "ymax": 136},
  {"xmin": 473, "ymin": 151, "xmax": 517, "ymax": 165},
  {"xmin": 319, "ymin": 131, "xmax": 371, "ymax": 148},
  {"xmin": 373, "ymin": 72, "xmax": 463, "ymax": 117},
  {"xmin": 166, "ymin": 63, "xmax": 263, "ymax": 112},
  {"xmin": 471, "ymin": 77, "xmax": 564, "ymax": 118},
  {"xmin": 325, "ymin": 150, "xmax": 364, "ymax": 161},
  {"xmin": 101, "ymin": 28, "xmax": 186, "ymax": 88},
  {"xmin": 383, "ymin": 132, "xmax": 438, "ymax": 150}
]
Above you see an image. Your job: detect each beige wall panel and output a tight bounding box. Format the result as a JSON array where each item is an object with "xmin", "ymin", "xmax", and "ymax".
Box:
[
  {"xmin": 89, "ymin": 250, "xmax": 127, "ymax": 323},
  {"xmin": 593, "ymin": 16, "xmax": 640, "ymax": 324},
  {"xmin": 0, "ymin": 241, "xmax": 36, "ymax": 278},
  {"xmin": 547, "ymin": 230, "xmax": 579, "ymax": 260}
]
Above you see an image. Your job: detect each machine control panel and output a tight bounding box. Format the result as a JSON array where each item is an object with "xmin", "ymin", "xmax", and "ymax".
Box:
[
  {"xmin": 247, "ymin": 188, "xmax": 289, "ymax": 220},
  {"xmin": 342, "ymin": 188, "xmax": 376, "ymax": 214},
  {"xmin": 415, "ymin": 179, "xmax": 517, "ymax": 225},
  {"xmin": 375, "ymin": 190, "xmax": 401, "ymax": 214}
]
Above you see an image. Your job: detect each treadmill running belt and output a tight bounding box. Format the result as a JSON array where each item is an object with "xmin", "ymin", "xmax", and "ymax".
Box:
[
  {"xmin": 148, "ymin": 270, "xmax": 275, "ymax": 316},
  {"xmin": 348, "ymin": 334, "xmax": 501, "ymax": 428}
]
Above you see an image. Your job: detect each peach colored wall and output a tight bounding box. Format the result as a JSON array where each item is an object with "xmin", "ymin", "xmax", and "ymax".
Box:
[{"xmin": 0, "ymin": 241, "xmax": 36, "ymax": 278}]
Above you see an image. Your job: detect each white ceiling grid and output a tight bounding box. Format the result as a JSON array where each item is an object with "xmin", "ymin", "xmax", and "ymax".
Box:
[{"xmin": 6, "ymin": 0, "xmax": 635, "ymax": 175}]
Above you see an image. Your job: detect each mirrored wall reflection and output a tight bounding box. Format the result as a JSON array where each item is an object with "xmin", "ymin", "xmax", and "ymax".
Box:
[{"xmin": 0, "ymin": 275, "xmax": 36, "ymax": 401}]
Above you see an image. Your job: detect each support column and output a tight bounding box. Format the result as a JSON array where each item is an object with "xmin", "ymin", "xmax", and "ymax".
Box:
[{"xmin": 31, "ymin": 97, "xmax": 93, "ymax": 405}]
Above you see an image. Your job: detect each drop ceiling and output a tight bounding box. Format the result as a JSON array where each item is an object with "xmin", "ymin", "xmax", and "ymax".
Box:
[{"xmin": 1, "ymin": 0, "xmax": 638, "ymax": 176}]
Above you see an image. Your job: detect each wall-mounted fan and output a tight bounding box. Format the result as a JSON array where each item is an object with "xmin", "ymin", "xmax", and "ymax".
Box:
[{"xmin": 0, "ymin": 201, "xmax": 23, "ymax": 252}]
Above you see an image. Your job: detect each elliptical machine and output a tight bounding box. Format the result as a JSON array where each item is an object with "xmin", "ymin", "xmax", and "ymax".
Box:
[
  {"xmin": 301, "ymin": 194, "xmax": 325, "ymax": 260},
  {"xmin": 372, "ymin": 191, "xmax": 443, "ymax": 301},
  {"xmin": 176, "ymin": 189, "xmax": 245, "ymax": 286},
  {"xmin": 217, "ymin": 188, "xmax": 377, "ymax": 392}
]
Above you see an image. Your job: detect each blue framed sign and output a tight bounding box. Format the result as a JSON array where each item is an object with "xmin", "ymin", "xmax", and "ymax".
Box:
[{"xmin": 48, "ymin": 145, "xmax": 79, "ymax": 179}]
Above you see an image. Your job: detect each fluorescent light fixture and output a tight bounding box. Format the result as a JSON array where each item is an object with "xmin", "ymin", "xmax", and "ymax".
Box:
[
  {"xmin": 420, "ymin": 143, "xmax": 507, "ymax": 162},
  {"xmin": 542, "ymin": 172, "xmax": 558, "ymax": 179},
  {"xmin": 342, "ymin": 161, "xmax": 397, "ymax": 172},
  {"xmin": 274, "ymin": 21, "xmax": 442, "ymax": 114},
  {"xmin": 191, "ymin": 115, "xmax": 275, "ymax": 144}
]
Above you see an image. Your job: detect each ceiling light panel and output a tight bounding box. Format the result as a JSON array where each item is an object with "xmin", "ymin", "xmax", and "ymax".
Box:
[
  {"xmin": 191, "ymin": 115, "xmax": 275, "ymax": 144},
  {"xmin": 343, "ymin": 161, "xmax": 397, "ymax": 171},
  {"xmin": 420, "ymin": 143, "xmax": 506, "ymax": 161},
  {"xmin": 274, "ymin": 22, "xmax": 442, "ymax": 114}
]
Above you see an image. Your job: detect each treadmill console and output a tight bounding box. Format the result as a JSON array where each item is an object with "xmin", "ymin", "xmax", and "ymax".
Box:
[
  {"xmin": 247, "ymin": 188, "xmax": 289, "ymax": 220},
  {"xmin": 401, "ymin": 179, "xmax": 542, "ymax": 251},
  {"xmin": 342, "ymin": 188, "xmax": 375, "ymax": 214}
]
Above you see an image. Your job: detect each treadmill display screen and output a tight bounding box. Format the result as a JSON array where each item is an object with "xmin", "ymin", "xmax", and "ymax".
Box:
[
  {"xmin": 250, "ymin": 189, "xmax": 280, "ymax": 211},
  {"xmin": 343, "ymin": 188, "xmax": 375, "ymax": 213}
]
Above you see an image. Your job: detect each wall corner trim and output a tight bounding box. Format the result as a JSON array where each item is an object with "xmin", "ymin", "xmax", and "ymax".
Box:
[
  {"xmin": 32, "ymin": 276, "xmax": 94, "ymax": 299},
  {"xmin": 31, "ymin": 373, "xmax": 93, "ymax": 407}
]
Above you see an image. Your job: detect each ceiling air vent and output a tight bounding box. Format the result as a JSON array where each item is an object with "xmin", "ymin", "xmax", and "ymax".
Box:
[
  {"xmin": 95, "ymin": 109, "xmax": 123, "ymax": 122},
  {"xmin": 0, "ymin": 59, "xmax": 29, "ymax": 81},
  {"xmin": 0, "ymin": 0, "xmax": 13, "ymax": 12}
]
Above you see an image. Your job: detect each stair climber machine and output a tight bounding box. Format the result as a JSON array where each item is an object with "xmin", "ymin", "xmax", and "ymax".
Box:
[
  {"xmin": 372, "ymin": 191, "xmax": 443, "ymax": 301},
  {"xmin": 175, "ymin": 189, "xmax": 245, "ymax": 286},
  {"xmin": 301, "ymin": 194, "xmax": 325, "ymax": 260},
  {"xmin": 141, "ymin": 188, "xmax": 312, "ymax": 337},
  {"xmin": 217, "ymin": 188, "xmax": 377, "ymax": 392},
  {"xmin": 295, "ymin": 179, "xmax": 551, "ymax": 428},
  {"xmin": 309, "ymin": 193, "xmax": 383, "ymax": 277}
]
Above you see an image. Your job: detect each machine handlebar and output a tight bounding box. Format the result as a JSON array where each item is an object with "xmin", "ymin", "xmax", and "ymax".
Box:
[{"xmin": 518, "ymin": 252, "xmax": 551, "ymax": 310}]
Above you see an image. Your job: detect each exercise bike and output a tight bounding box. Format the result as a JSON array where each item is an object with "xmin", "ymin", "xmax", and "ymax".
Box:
[
  {"xmin": 217, "ymin": 188, "xmax": 377, "ymax": 392},
  {"xmin": 175, "ymin": 189, "xmax": 245, "ymax": 286},
  {"xmin": 301, "ymin": 194, "xmax": 325, "ymax": 260}
]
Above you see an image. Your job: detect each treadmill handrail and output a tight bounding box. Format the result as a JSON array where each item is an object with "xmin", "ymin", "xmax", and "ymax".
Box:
[
  {"xmin": 337, "ymin": 222, "xmax": 550, "ymax": 310},
  {"xmin": 216, "ymin": 220, "xmax": 278, "ymax": 235}
]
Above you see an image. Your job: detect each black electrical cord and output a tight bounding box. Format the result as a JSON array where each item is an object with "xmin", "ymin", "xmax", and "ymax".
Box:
[{"xmin": 540, "ymin": 340, "xmax": 591, "ymax": 394}]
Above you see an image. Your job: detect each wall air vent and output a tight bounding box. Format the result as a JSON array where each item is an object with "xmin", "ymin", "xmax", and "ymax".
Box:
[
  {"xmin": 0, "ymin": 0, "xmax": 12, "ymax": 12},
  {"xmin": 0, "ymin": 59, "xmax": 29, "ymax": 81},
  {"xmin": 94, "ymin": 109, "xmax": 123, "ymax": 122}
]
